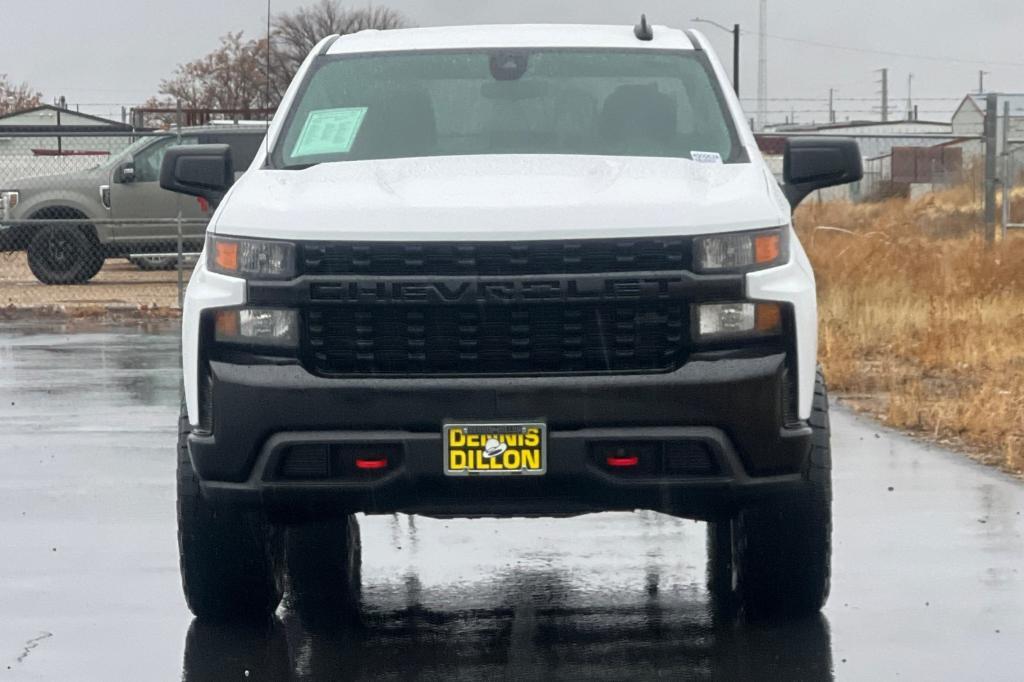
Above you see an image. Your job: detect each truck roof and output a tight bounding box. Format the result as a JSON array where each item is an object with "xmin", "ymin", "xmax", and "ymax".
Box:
[{"xmin": 326, "ymin": 23, "xmax": 697, "ymax": 55}]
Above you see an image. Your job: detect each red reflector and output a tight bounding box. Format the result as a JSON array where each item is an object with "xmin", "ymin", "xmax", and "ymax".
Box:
[
  {"xmin": 606, "ymin": 455, "xmax": 640, "ymax": 468},
  {"xmin": 355, "ymin": 457, "xmax": 388, "ymax": 470}
]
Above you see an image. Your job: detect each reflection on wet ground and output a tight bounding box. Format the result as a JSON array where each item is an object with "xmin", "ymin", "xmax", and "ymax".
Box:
[
  {"xmin": 1, "ymin": 324, "xmax": 1022, "ymax": 681},
  {"xmin": 184, "ymin": 539, "xmax": 834, "ymax": 680},
  {"xmin": 184, "ymin": 510, "xmax": 833, "ymax": 680}
]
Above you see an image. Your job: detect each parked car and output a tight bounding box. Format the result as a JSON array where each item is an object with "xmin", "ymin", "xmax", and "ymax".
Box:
[
  {"xmin": 0, "ymin": 124, "xmax": 265, "ymax": 284},
  {"xmin": 165, "ymin": 20, "xmax": 861, "ymax": 622}
]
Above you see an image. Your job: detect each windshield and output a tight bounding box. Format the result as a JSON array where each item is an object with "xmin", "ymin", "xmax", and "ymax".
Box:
[
  {"xmin": 274, "ymin": 49, "xmax": 745, "ymax": 168},
  {"xmin": 94, "ymin": 135, "xmax": 172, "ymax": 171}
]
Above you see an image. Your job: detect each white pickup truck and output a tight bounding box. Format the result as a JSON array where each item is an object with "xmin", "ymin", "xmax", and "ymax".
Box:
[{"xmin": 162, "ymin": 18, "xmax": 862, "ymax": 622}]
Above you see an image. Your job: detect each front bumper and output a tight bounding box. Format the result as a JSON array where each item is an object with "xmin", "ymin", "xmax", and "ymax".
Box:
[
  {"xmin": 190, "ymin": 353, "xmax": 812, "ymax": 520},
  {"xmin": 0, "ymin": 223, "xmax": 18, "ymax": 250}
]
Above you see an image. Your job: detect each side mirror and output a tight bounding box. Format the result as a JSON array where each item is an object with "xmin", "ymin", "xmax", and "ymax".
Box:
[
  {"xmin": 782, "ymin": 137, "xmax": 863, "ymax": 209},
  {"xmin": 159, "ymin": 144, "xmax": 234, "ymax": 207},
  {"xmin": 115, "ymin": 163, "xmax": 135, "ymax": 184}
]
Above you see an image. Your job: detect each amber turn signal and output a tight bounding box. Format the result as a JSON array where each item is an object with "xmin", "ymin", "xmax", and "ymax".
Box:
[
  {"xmin": 754, "ymin": 233, "xmax": 781, "ymax": 264},
  {"xmin": 214, "ymin": 239, "xmax": 239, "ymax": 272},
  {"xmin": 755, "ymin": 302, "xmax": 783, "ymax": 332},
  {"xmin": 214, "ymin": 309, "xmax": 240, "ymax": 338}
]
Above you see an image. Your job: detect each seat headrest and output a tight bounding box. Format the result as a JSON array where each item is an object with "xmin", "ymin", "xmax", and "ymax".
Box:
[
  {"xmin": 352, "ymin": 88, "xmax": 437, "ymax": 159},
  {"xmin": 600, "ymin": 84, "xmax": 677, "ymax": 148}
]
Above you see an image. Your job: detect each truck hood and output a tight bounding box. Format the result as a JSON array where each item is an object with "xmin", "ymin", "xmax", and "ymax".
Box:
[
  {"xmin": 7, "ymin": 166, "xmax": 107, "ymax": 192},
  {"xmin": 213, "ymin": 155, "xmax": 789, "ymax": 241}
]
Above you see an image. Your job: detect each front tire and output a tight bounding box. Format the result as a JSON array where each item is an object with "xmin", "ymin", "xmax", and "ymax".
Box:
[
  {"xmin": 708, "ymin": 369, "xmax": 833, "ymax": 619},
  {"xmin": 177, "ymin": 405, "xmax": 284, "ymax": 622},
  {"xmin": 26, "ymin": 225, "xmax": 104, "ymax": 284},
  {"xmin": 285, "ymin": 516, "xmax": 362, "ymax": 625}
]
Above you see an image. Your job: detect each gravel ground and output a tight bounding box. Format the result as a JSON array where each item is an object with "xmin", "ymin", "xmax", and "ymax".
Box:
[{"xmin": 0, "ymin": 252, "xmax": 185, "ymax": 311}]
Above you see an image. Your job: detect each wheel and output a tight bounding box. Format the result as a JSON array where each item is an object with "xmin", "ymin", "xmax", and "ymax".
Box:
[
  {"xmin": 129, "ymin": 255, "xmax": 177, "ymax": 271},
  {"xmin": 285, "ymin": 516, "xmax": 362, "ymax": 625},
  {"xmin": 705, "ymin": 518, "xmax": 734, "ymax": 599},
  {"xmin": 183, "ymin": 619, "xmax": 290, "ymax": 680},
  {"xmin": 26, "ymin": 225, "xmax": 104, "ymax": 284},
  {"xmin": 709, "ymin": 368, "xmax": 832, "ymax": 619},
  {"xmin": 177, "ymin": 404, "xmax": 284, "ymax": 622}
]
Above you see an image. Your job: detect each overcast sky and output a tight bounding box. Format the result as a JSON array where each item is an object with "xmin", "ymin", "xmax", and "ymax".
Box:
[{"xmin": 6, "ymin": 0, "xmax": 1024, "ymax": 124}]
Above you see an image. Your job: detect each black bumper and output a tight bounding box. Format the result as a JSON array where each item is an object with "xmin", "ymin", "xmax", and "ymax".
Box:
[{"xmin": 190, "ymin": 353, "xmax": 812, "ymax": 520}]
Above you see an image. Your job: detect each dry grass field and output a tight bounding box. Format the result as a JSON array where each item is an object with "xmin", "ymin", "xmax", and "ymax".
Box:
[{"xmin": 797, "ymin": 189, "xmax": 1024, "ymax": 475}]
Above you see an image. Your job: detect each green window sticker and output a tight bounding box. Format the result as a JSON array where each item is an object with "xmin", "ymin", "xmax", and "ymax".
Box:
[{"xmin": 291, "ymin": 107, "xmax": 368, "ymax": 157}]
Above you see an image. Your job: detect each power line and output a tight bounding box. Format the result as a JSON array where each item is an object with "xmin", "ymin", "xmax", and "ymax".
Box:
[
  {"xmin": 739, "ymin": 96, "xmax": 963, "ymax": 102},
  {"xmin": 753, "ymin": 109, "xmax": 959, "ymax": 114},
  {"xmin": 741, "ymin": 29, "xmax": 1024, "ymax": 68}
]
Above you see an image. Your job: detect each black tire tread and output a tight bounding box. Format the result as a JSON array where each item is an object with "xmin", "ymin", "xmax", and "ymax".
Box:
[
  {"xmin": 177, "ymin": 405, "xmax": 283, "ymax": 622},
  {"xmin": 26, "ymin": 224, "xmax": 103, "ymax": 285},
  {"xmin": 285, "ymin": 516, "xmax": 362, "ymax": 625},
  {"xmin": 733, "ymin": 367, "xmax": 832, "ymax": 618}
]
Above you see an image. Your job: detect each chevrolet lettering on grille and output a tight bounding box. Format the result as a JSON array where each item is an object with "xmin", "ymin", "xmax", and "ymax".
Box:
[{"xmin": 310, "ymin": 276, "xmax": 694, "ymax": 304}]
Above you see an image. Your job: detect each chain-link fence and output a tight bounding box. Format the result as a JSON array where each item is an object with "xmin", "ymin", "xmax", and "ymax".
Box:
[
  {"xmin": 760, "ymin": 131, "xmax": 987, "ymax": 203},
  {"xmin": 0, "ymin": 125, "xmax": 265, "ymax": 313},
  {"xmin": 1002, "ymin": 137, "xmax": 1024, "ymax": 235}
]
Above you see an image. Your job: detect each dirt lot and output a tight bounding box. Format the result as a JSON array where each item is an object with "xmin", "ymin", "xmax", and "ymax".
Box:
[{"xmin": 0, "ymin": 252, "xmax": 185, "ymax": 312}]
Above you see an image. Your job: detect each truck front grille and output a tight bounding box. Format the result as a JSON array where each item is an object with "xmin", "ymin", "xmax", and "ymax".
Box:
[
  {"xmin": 304, "ymin": 302, "xmax": 688, "ymax": 376},
  {"xmin": 301, "ymin": 237, "xmax": 690, "ymax": 277}
]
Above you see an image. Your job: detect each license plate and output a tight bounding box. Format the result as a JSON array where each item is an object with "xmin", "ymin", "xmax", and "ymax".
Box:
[{"xmin": 443, "ymin": 422, "xmax": 547, "ymax": 476}]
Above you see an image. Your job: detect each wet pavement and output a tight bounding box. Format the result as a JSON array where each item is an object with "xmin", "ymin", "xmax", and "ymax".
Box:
[{"xmin": 0, "ymin": 322, "xmax": 1022, "ymax": 681}]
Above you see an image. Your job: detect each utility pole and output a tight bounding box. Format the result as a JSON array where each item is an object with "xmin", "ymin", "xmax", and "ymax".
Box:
[
  {"xmin": 1002, "ymin": 101, "xmax": 1011, "ymax": 242},
  {"xmin": 984, "ymin": 93, "xmax": 998, "ymax": 244},
  {"xmin": 877, "ymin": 68, "xmax": 889, "ymax": 122},
  {"xmin": 691, "ymin": 18, "xmax": 741, "ymax": 97},
  {"xmin": 828, "ymin": 88, "xmax": 836, "ymax": 124},
  {"xmin": 757, "ymin": 0, "xmax": 768, "ymax": 130},
  {"xmin": 978, "ymin": 70, "xmax": 989, "ymax": 94},
  {"xmin": 906, "ymin": 73, "xmax": 914, "ymax": 121}
]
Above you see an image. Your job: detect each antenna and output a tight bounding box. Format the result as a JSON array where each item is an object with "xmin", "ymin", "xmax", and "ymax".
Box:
[
  {"xmin": 634, "ymin": 14, "xmax": 653, "ymax": 41},
  {"xmin": 264, "ymin": 0, "xmax": 272, "ymax": 167}
]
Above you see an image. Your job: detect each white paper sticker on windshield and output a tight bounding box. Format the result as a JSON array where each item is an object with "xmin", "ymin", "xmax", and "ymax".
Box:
[
  {"xmin": 291, "ymin": 107, "xmax": 368, "ymax": 157},
  {"xmin": 691, "ymin": 151, "xmax": 723, "ymax": 164}
]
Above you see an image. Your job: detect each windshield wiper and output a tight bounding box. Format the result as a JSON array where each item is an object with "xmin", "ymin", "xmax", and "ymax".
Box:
[{"xmin": 274, "ymin": 162, "xmax": 321, "ymax": 171}]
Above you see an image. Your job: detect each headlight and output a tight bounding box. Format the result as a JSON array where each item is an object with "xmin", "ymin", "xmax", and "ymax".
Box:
[
  {"xmin": 693, "ymin": 302, "xmax": 782, "ymax": 341},
  {"xmin": 693, "ymin": 228, "xmax": 787, "ymax": 273},
  {"xmin": 215, "ymin": 308, "xmax": 299, "ymax": 348},
  {"xmin": 1, "ymin": 190, "xmax": 18, "ymax": 214},
  {"xmin": 207, "ymin": 235, "xmax": 296, "ymax": 279}
]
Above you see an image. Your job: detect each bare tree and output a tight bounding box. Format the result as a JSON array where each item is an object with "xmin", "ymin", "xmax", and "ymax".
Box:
[
  {"xmin": 271, "ymin": 2, "xmax": 408, "ymax": 98},
  {"xmin": 157, "ymin": 32, "xmax": 271, "ymax": 111},
  {"xmin": 0, "ymin": 74, "xmax": 43, "ymax": 116},
  {"xmin": 142, "ymin": 3, "xmax": 407, "ymax": 123}
]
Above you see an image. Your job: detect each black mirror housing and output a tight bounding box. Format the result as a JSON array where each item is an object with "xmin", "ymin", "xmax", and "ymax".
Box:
[
  {"xmin": 115, "ymin": 163, "xmax": 135, "ymax": 184},
  {"xmin": 782, "ymin": 137, "xmax": 863, "ymax": 209},
  {"xmin": 160, "ymin": 144, "xmax": 234, "ymax": 207}
]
